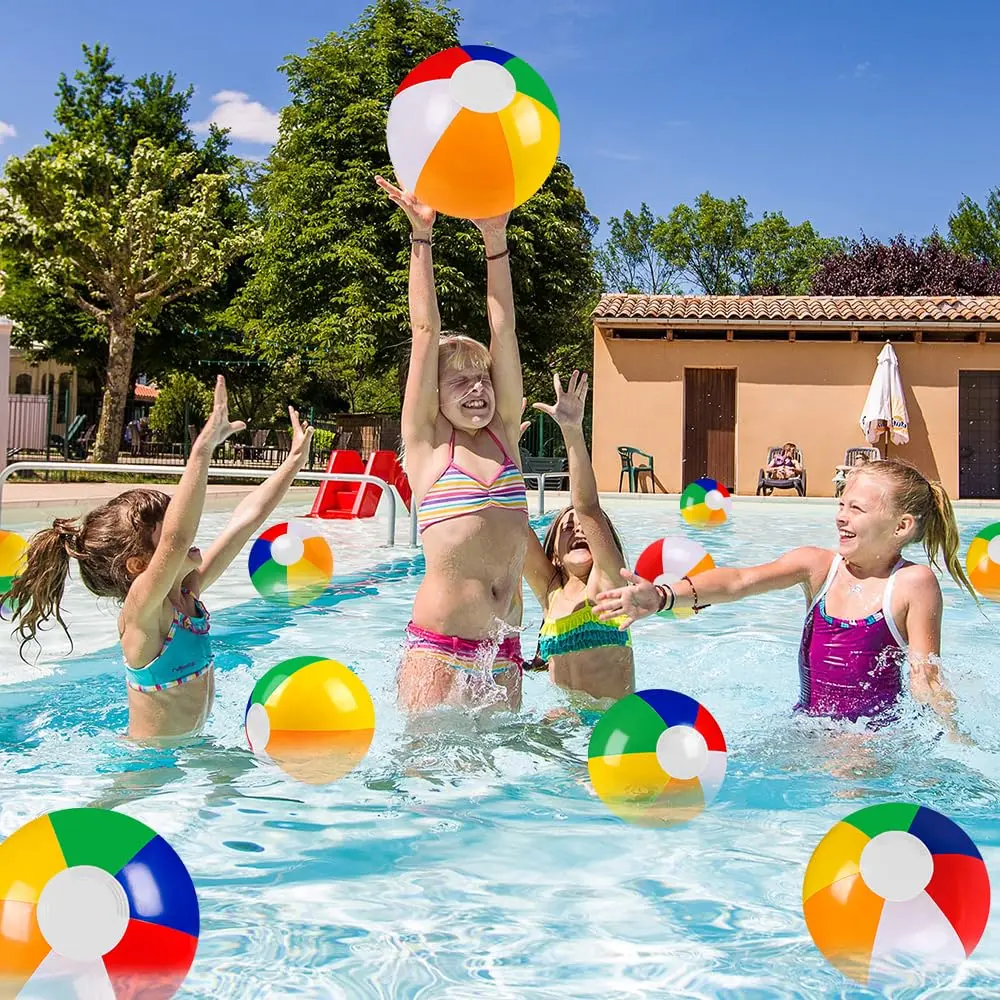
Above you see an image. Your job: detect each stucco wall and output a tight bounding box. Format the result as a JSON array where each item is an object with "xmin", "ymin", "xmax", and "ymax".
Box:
[{"xmin": 591, "ymin": 330, "xmax": 1000, "ymax": 497}]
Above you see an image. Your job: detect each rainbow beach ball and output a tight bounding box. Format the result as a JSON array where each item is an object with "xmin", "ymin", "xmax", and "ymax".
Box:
[
  {"xmin": 680, "ymin": 478, "xmax": 732, "ymax": 526},
  {"xmin": 966, "ymin": 521, "xmax": 1000, "ymax": 602},
  {"xmin": 386, "ymin": 45, "xmax": 560, "ymax": 220},
  {"xmin": 0, "ymin": 808, "xmax": 198, "ymax": 998},
  {"xmin": 587, "ymin": 689, "xmax": 727, "ymax": 827},
  {"xmin": 803, "ymin": 803, "xmax": 990, "ymax": 985},
  {"xmin": 248, "ymin": 522, "xmax": 333, "ymax": 607},
  {"xmin": 245, "ymin": 656, "xmax": 375, "ymax": 785},
  {"xmin": 634, "ymin": 536, "xmax": 715, "ymax": 620}
]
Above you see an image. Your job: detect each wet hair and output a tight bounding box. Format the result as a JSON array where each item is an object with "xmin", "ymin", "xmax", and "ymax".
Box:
[
  {"xmin": 846, "ymin": 459, "xmax": 975, "ymax": 598},
  {"xmin": 438, "ymin": 334, "xmax": 491, "ymax": 376},
  {"xmin": 541, "ymin": 504, "xmax": 627, "ymax": 571},
  {"xmin": 1, "ymin": 489, "xmax": 171, "ymax": 658}
]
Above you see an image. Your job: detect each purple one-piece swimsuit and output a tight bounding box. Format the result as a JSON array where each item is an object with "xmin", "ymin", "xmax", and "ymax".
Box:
[{"xmin": 796, "ymin": 555, "xmax": 907, "ymax": 723}]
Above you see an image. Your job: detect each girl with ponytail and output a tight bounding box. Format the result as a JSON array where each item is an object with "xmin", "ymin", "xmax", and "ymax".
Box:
[
  {"xmin": 2, "ymin": 377, "xmax": 313, "ymax": 741},
  {"xmin": 593, "ymin": 459, "xmax": 974, "ymax": 740}
]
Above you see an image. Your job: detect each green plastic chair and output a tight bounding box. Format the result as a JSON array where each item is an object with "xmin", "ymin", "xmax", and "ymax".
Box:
[{"xmin": 617, "ymin": 446, "xmax": 655, "ymax": 492}]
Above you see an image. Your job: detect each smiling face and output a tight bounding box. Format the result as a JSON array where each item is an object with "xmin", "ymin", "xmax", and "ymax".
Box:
[
  {"xmin": 836, "ymin": 472, "xmax": 915, "ymax": 563},
  {"xmin": 552, "ymin": 508, "xmax": 594, "ymax": 576},
  {"xmin": 439, "ymin": 365, "xmax": 496, "ymax": 431}
]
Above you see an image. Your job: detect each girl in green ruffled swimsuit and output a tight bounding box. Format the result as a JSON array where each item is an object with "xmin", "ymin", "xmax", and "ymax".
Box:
[{"xmin": 522, "ymin": 371, "xmax": 634, "ymax": 704}]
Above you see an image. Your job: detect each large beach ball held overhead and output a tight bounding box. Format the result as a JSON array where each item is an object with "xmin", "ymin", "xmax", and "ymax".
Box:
[
  {"xmin": 803, "ymin": 802, "xmax": 990, "ymax": 985},
  {"xmin": 248, "ymin": 521, "xmax": 333, "ymax": 607},
  {"xmin": 634, "ymin": 536, "xmax": 715, "ymax": 620},
  {"xmin": 0, "ymin": 807, "xmax": 198, "ymax": 998},
  {"xmin": 245, "ymin": 656, "xmax": 375, "ymax": 785},
  {"xmin": 965, "ymin": 521, "xmax": 1000, "ymax": 602},
  {"xmin": 387, "ymin": 45, "xmax": 560, "ymax": 220},
  {"xmin": 588, "ymin": 689, "xmax": 727, "ymax": 827}
]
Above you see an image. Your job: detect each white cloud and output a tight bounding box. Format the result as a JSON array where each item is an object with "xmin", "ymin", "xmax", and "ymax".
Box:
[
  {"xmin": 854, "ymin": 61, "xmax": 871, "ymax": 78},
  {"xmin": 192, "ymin": 91, "xmax": 279, "ymax": 144},
  {"xmin": 0, "ymin": 122, "xmax": 16, "ymax": 143}
]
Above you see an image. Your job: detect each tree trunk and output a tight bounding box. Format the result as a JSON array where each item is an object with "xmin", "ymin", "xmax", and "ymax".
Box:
[{"xmin": 91, "ymin": 315, "xmax": 137, "ymax": 464}]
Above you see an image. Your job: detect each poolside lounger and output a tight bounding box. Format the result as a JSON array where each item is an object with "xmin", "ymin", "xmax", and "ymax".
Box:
[{"xmin": 756, "ymin": 445, "xmax": 807, "ymax": 497}]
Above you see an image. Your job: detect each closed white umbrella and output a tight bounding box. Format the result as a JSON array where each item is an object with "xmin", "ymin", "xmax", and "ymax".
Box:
[{"xmin": 860, "ymin": 343, "xmax": 909, "ymax": 454}]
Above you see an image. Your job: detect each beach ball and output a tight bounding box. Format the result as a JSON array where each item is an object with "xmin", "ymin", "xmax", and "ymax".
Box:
[
  {"xmin": 680, "ymin": 478, "xmax": 732, "ymax": 526},
  {"xmin": 245, "ymin": 656, "xmax": 375, "ymax": 785},
  {"xmin": 386, "ymin": 45, "xmax": 560, "ymax": 220},
  {"xmin": 0, "ymin": 807, "xmax": 198, "ymax": 998},
  {"xmin": 587, "ymin": 689, "xmax": 727, "ymax": 827},
  {"xmin": 248, "ymin": 522, "xmax": 333, "ymax": 607},
  {"xmin": 803, "ymin": 802, "xmax": 990, "ymax": 985},
  {"xmin": 966, "ymin": 522, "xmax": 1000, "ymax": 602},
  {"xmin": 634, "ymin": 536, "xmax": 715, "ymax": 620},
  {"xmin": 0, "ymin": 529, "xmax": 26, "ymax": 611}
]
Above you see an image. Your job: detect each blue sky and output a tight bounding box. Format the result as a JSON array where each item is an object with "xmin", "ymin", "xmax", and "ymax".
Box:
[{"xmin": 2, "ymin": 0, "xmax": 999, "ymax": 244}]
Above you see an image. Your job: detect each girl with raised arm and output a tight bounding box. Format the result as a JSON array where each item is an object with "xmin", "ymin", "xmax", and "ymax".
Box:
[
  {"xmin": 4, "ymin": 377, "xmax": 314, "ymax": 740},
  {"xmin": 375, "ymin": 176, "xmax": 529, "ymax": 712}
]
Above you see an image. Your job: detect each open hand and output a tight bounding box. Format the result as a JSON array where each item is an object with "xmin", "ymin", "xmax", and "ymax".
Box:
[
  {"xmin": 472, "ymin": 212, "xmax": 509, "ymax": 239},
  {"xmin": 533, "ymin": 371, "xmax": 588, "ymax": 429},
  {"xmin": 375, "ymin": 175, "xmax": 436, "ymax": 235},
  {"xmin": 201, "ymin": 376, "xmax": 246, "ymax": 450},
  {"xmin": 287, "ymin": 406, "xmax": 314, "ymax": 463},
  {"xmin": 593, "ymin": 568, "xmax": 661, "ymax": 628}
]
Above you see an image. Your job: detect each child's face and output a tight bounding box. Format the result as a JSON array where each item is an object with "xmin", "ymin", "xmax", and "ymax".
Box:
[
  {"xmin": 439, "ymin": 365, "xmax": 496, "ymax": 431},
  {"xmin": 836, "ymin": 474, "xmax": 914, "ymax": 560},
  {"xmin": 553, "ymin": 508, "xmax": 593, "ymax": 575}
]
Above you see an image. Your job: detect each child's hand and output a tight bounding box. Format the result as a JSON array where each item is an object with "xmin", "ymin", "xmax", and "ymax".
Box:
[
  {"xmin": 472, "ymin": 212, "xmax": 509, "ymax": 239},
  {"xmin": 593, "ymin": 568, "xmax": 661, "ymax": 628},
  {"xmin": 533, "ymin": 371, "xmax": 587, "ymax": 429},
  {"xmin": 287, "ymin": 406, "xmax": 314, "ymax": 465},
  {"xmin": 200, "ymin": 376, "xmax": 246, "ymax": 450},
  {"xmin": 375, "ymin": 175, "xmax": 436, "ymax": 235}
]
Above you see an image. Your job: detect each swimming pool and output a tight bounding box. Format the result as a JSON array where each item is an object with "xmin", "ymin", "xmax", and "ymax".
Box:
[{"xmin": 1, "ymin": 497, "xmax": 998, "ymax": 998}]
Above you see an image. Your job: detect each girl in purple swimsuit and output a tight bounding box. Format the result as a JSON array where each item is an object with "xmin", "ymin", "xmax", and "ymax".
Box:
[{"xmin": 593, "ymin": 459, "xmax": 975, "ymax": 739}]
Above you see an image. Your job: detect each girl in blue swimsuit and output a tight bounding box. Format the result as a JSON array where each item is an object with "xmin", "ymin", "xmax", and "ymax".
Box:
[
  {"xmin": 4, "ymin": 377, "xmax": 314, "ymax": 741},
  {"xmin": 522, "ymin": 371, "xmax": 634, "ymax": 704}
]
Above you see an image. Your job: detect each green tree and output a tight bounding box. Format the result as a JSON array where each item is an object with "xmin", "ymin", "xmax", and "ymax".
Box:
[
  {"xmin": 148, "ymin": 371, "xmax": 214, "ymax": 441},
  {"xmin": 241, "ymin": 0, "xmax": 599, "ymax": 414},
  {"xmin": 0, "ymin": 138, "xmax": 249, "ymax": 461},
  {"xmin": 0, "ymin": 45, "xmax": 253, "ymax": 443},
  {"xmin": 596, "ymin": 203, "xmax": 680, "ymax": 294},
  {"xmin": 948, "ymin": 189, "xmax": 1000, "ymax": 267},
  {"xmin": 654, "ymin": 192, "xmax": 836, "ymax": 295}
]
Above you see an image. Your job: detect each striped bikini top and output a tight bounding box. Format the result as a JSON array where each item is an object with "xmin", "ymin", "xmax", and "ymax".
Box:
[{"xmin": 416, "ymin": 427, "xmax": 528, "ymax": 534}]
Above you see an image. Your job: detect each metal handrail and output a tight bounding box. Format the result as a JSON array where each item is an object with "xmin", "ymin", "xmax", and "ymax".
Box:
[
  {"xmin": 407, "ymin": 469, "xmax": 569, "ymax": 547},
  {"xmin": 0, "ymin": 462, "xmax": 401, "ymax": 546}
]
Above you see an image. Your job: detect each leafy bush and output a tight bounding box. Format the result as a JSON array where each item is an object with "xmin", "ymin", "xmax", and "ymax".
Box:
[
  {"xmin": 148, "ymin": 373, "xmax": 213, "ymax": 442},
  {"xmin": 311, "ymin": 427, "xmax": 337, "ymax": 454}
]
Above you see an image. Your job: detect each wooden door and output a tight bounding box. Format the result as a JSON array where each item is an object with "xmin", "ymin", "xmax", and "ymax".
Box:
[
  {"xmin": 683, "ymin": 368, "xmax": 736, "ymax": 490},
  {"xmin": 959, "ymin": 371, "xmax": 1000, "ymax": 499}
]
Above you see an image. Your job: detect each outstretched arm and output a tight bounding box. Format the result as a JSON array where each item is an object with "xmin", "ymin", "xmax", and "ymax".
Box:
[
  {"xmin": 475, "ymin": 214, "xmax": 522, "ymax": 447},
  {"xmin": 593, "ymin": 546, "xmax": 828, "ymax": 628},
  {"xmin": 376, "ymin": 176, "xmax": 440, "ymax": 446},
  {"xmin": 535, "ymin": 371, "xmax": 625, "ymax": 588},
  {"xmin": 196, "ymin": 408, "xmax": 314, "ymax": 593},
  {"xmin": 125, "ymin": 377, "xmax": 245, "ymax": 624}
]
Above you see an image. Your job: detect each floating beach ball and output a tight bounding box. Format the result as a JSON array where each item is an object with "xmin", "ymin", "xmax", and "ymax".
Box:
[
  {"xmin": 680, "ymin": 478, "xmax": 732, "ymax": 526},
  {"xmin": 0, "ymin": 529, "xmax": 26, "ymax": 611},
  {"xmin": 966, "ymin": 522, "xmax": 1000, "ymax": 602},
  {"xmin": 386, "ymin": 45, "xmax": 560, "ymax": 220},
  {"xmin": 0, "ymin": 807, "xmax": 198, "ymax": 998},
  {"xmin": 248, "ymin": 522, "xmax": 333, "ymax": 607},
  {"xmin": 245, "ymin": 656, "xmax": 375, "ymax": 785},
  {"xmin": 587, "ymin": 689, "xmax": 727, "ymax": 827},
  {"xmin": 634, "ymin": 536, "xmax": 715, "ymax": 620},
  {"xmin": 803, "ymin": 802, "xmax": 990, "ymax": 985}
]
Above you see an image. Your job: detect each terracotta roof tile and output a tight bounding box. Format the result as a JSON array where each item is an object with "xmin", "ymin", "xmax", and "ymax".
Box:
[
  {"xmin": 133, "ymin": 382, "xmax": 160, "ymax": 401},
  {"xmin": 592, "ymin": 295, "xmax": 1000, "ymax": 323}
]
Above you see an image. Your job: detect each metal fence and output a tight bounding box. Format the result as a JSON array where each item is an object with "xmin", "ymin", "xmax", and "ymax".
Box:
[{"xmin": 0, "ymin": 462, "xmax": 403, "ymax": 547}]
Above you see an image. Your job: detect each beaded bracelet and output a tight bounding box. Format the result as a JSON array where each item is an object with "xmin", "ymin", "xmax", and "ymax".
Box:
[{"xmin": 682, "ymin": 574, "xmax": 711, "ymax": 613}]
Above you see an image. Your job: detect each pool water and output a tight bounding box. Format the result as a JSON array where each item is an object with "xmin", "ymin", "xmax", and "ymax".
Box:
[{"xmin": 1, "ymin": 497, "xmax": 999, "ymax": 999}]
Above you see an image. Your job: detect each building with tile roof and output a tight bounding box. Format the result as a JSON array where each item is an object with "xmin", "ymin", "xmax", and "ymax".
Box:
[{"xmin": 590, "ymin": 295, "xmax": 1000, "ymax": 499}]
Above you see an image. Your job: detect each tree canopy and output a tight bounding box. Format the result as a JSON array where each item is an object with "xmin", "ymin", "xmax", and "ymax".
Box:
[
  {"xmin": 240, "ymin": 0, "xmax": 600, "ymax": 410},
  {"xmin": 598, "ymin": 192, "xmax": 838, "ymax": 296},
  {"xmin": 948, "ymin": 188, "xmax": 1000, "ymax": 268},
  {"xmin": 810, "ymin": 233, "xmax": 1000, "ymax": 296},
  {"xmin": 0, "ymin": 47, "xmax": 251, "ymax": 460}
]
